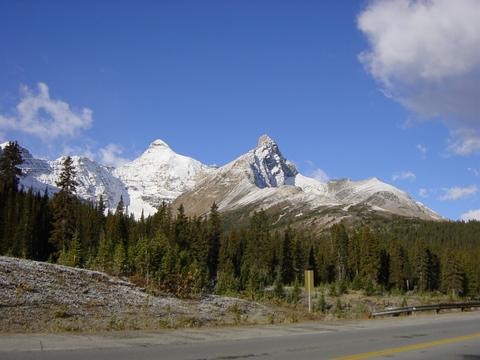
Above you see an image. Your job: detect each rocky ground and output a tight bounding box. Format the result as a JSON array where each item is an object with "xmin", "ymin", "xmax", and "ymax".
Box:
[
  {"xmin": 0, "ymin": 256, "xmax": 301, "ymax": 333},
  {"xmin": 0, "ymin": 256, "xmax": 462, "ymax": 334}
]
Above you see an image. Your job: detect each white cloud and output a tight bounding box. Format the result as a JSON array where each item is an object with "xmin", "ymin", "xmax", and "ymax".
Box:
[
  {"xmin": 358, "ymin": 0, "xmax": 480, "ymax": 155},
  {"xmin": 392, "ymin": 170, "xmax": 416, "ymax": 182},
  {"xmin": 419, "ymin": 188, "xmax": 428, "ymax": 198},
  {"xmin": 447, "ymin": 128, "xmax": 480, "ymax": 155},
  {"xmin": 461, "ymin": 209, "xmax": 480, "ymax": 221},
  {"xmin": 0, "ymin": 82, "xmax": 92, "ymax": 140},
  {"xmin": 439, "ymin": 185, "xmax": 477, "ymax": 201},
  {"xmin": 99, "ymin": 143, "xmax": 129, "ymax": 167},
  {"xmin": 416, "ymin": 144, "xmax": 427, "ymax": 158},
  {"xmin": 468, "ymin": 167, "xmax": 480, "ymax": 177},
  {"xmin": 304, "ymin": 160, "xmax": 330, "ymax": 183},
  {"xmin": 310, "ymin": 168, "xmax": 329, "ymax": 183}
]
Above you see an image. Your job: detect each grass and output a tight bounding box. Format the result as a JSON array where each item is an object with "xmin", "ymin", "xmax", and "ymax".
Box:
[
  {"xmin": 53, "ymin": 305, "xmax": 70, "ymax": 319},
  {"xmin": 15, "ymin": 282, "xmax": 33, "ymax": 298}
]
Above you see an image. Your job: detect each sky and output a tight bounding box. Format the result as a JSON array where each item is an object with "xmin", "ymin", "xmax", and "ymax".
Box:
[{"xmin": 1, "ymin": 0, "xmax": 479, "ymax": 220}]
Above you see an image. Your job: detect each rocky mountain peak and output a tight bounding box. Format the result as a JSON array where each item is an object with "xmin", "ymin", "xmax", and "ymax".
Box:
[
  {"xmin": 148, "ymin": 139, "xmax": 170, "ymax": 149},
  {"xmin": 247, "ymin": 135, "xmax": 297, "ymax": 188},
  {"xmin": 257, "ymin": 134, "xmax": 276, "ymax": 147}
]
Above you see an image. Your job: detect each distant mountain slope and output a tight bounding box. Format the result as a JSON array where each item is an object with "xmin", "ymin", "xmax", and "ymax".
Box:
[{"xmin": 173, "ymin": 135, "xmax": 441, "ymax": 224}]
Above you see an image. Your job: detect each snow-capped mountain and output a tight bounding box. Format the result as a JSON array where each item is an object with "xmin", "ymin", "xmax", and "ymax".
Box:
[
  {"xmin": 173, "ymin": 135, "xmax": 442, "ymax": 222},
  {"xmin": 1, "ymin": 136, "xmax": 442, "ymax": 224},
  {"xmin": 113, "ymin": 139, "xmax": 214, "ymax": 217},
  {"xmin": 0, "ymin": 140, "xmax": 212, "ymax": 217},
  {"xmin": 1, "ymin": 142, "xmax": 127, "ymax": 209}
]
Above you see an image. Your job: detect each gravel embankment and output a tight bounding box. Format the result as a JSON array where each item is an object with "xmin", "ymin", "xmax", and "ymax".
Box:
[{"xmin": 0, "ymin": 256, "xmax": 290, "ymax": 333}]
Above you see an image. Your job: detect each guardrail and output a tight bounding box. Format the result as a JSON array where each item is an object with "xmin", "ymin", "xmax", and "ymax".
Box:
[{"xmin": 371, "ymin": 301, "xmax": 480, "ymax": 318}]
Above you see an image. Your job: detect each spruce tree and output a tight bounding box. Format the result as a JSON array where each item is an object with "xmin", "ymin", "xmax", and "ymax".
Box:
[
  {"xmin": 280, "ymin": 227, "xmax": 294, "ymax": 284},
  {"xmin": 331, "ymin": 224, "xmax": 349, "ymax": 285},
  {"xmin": 215, "ymin": 261, "xmax": 239, "ymax": 294},
  {"xmin": 69, "ymin": 230, "xmax": 82, "ymax": 267},
  {"xmin": 441, "ymin": 251, "xmax": 464, "ymax": 297},
  {"xmin": 55, "ymin": 156, "xmax": 78, "ymax": 194},
  {"xmin": 112, "ymin": 242, "xmax": 127, "ymax": 275},
  {"xmin": 348, "ymin": 231, "xmax": 362, "ymax": 280},
  {"xmin": 273, "ymin": 268, "xmax": 285, "ymax": 299},
  {"xmin": 97, "ymin": 194, "xmax": 106, "ymax": 215},
  {"xmin": 96, "ymin": 229, "xmax": 111, "ymax": 272},
  {"xmin": 174, "ymin": 204, "xmax": 188, "ymax": 249},
  {"xmin": 116, "ymin": 195, "xmax": 124, "ymax": 214},
  {"xmin": 49, "ymin": 156, "xmax": 78, "ymax": 255},
  {"xmin": 389, "ymin": 240, "xmax": 407, "ymax": 291},
  {"xmin": 207, "ymin": 202, "xmax": 221, "ymax": 281},
  {"xmin": 359, "ymin": 226, "xmax": 381, "ymax": 285},
  {"xmin": 0, "ymin": 141, "xmax": 23, "ymax": 189},
  {"xmin": 413, "ymin": 240, "xmax": 433, "ymax": 292}
]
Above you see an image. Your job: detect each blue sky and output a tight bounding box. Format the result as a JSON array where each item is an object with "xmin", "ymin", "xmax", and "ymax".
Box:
[{"xmin": 1, "ymin": 0, "xmax": 479, "ymax": 220}]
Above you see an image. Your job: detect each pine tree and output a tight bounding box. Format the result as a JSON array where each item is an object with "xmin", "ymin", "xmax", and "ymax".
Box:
[
  {"xmin": 174, "ymin": 204, "xmax": 189, "ymax": 249},
  {"xmin": 55, "ymin": 156, "xmax": 78, "ymax": 194},
  {"xmin": 348, "ymin": 231, "xmax": 362, "ymax": 280},
  {"xmin": 331, "ymin": 224, "xmax": 349, "ymax": 285},
  {"xmin": 112, "ymin": 242, "xmax": 127, "ymax": 276},
  {"xmin": 273, "ymin": 268, "xmax": 285, "ymax": 299},
  {"xmin": 389, "ymin": 240, "xmax": 407, "ymax": 291},
  {"xmin": 69, "ymin": 230, "xmax": 82, "ymax": 267},
  {"xmin": 441, "ymin": 251, "xmax": 464, "ymax": 297},
  {"xmin": 215, "ymin": 261, "xmax": 239, "ymax": 294},
  {"xmin": 95, "ymin": 229, "xmax": 111, "ymax": 271},
  {"xmin": 290, "ymin": 276, "xmax": 302, "ymax": 304},
  {"xmin": 280, "ymin": 227, "xmax": 294, "ymax": 284},
  {"xmin": 97, "ymin": 194, "xmax": 106, "ymax": 215},
  {"xmin": 57, "ymin": 230, "xmax": 82, "ymax": 267},
  {"xmin": 359, "ymin": 226, "xmax": 381, "ymax": 285},
  {"xmin": 207, "ymin": 203, "xmax": 221, "ymax": 281},
  {"xmin": 413, "ymin": 240, "xmax": 433, "ymax": 292},
  {"xmin": 49, "ymin": 156, "xmax": 78, "ymax": 255},
  {"xmin": 244, "ymin": 211, "xmax": 273, "ymax": 287},
  {"xmin": 292, "ymin": 236, "xmax": 305, "ymax": 281},
  {"xmin": 116, "ymin": 195, "xmax": 124, "ymax": 214},
  {"xmin": 0, "ymin": 141, "xmax": 23, "ymax": 189}
]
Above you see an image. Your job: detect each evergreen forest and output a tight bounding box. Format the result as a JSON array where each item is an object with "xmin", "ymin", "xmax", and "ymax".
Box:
[{"xmin": 1, "ymin": 141, "xmax": 479, "ymax": 299}]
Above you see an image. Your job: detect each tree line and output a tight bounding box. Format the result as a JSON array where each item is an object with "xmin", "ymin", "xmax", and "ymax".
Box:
[{"xmin": 1, "ymin": 141, "xmax": 479, "ymax": 298}]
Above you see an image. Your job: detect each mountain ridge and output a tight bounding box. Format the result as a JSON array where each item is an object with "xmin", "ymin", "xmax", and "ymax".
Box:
[
  {"xmin": 0, "ymin": 137, "xmax": 442, "ymax": 224},
  {"xmin": 173, "ymin": 135, "xmax": 441, "ymax": 224}
]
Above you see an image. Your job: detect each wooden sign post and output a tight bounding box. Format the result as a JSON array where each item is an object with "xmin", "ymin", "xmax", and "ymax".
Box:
[{"xmin": 304, "ymin": 270, "xmax": 314, "ymax": 313}]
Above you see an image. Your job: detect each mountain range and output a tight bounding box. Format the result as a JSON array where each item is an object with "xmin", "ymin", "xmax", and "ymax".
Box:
[{"xmin": 0, "ymin": 135, "xmax": 442, "ymax": 228}]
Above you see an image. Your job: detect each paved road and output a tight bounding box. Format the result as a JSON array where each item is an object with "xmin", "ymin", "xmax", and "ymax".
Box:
[{"xmin": 1, "ymin": 312, "xmax": 480, "ymax": 359}]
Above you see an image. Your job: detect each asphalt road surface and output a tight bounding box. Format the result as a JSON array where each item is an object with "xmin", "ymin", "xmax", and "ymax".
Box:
[{"xmin": 1, "ymin": 311, "xmax": 479, "ymax": 359}]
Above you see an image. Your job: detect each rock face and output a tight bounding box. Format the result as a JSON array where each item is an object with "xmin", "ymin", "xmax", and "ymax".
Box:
[{"xmin": 1, "ymin": 136, "xmax": 442, "ymax": 223}]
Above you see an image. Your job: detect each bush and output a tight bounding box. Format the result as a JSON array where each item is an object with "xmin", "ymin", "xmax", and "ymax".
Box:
[
  {"xmin": 289, "ymin": 278, "xmax": 302, "ymax": 304},
  {"xmin": 273, "ymin": 274, "xmax": 285, "ymax": 300},
  {"xmin": 315, "ymin": 292, "xmax": 327, "ymax": 313}
]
